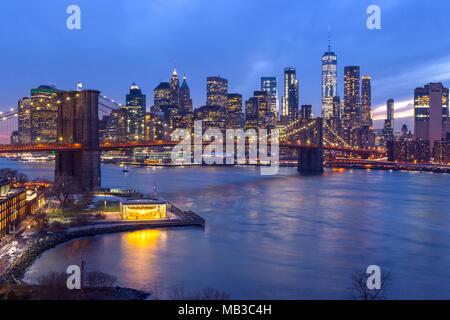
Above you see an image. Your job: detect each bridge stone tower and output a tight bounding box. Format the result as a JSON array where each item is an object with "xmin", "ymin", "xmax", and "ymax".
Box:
[
  {"xmin": 55, "ymin": 90, "xmax": 101, "ymax": 191},
  {"xmin": 296, "ymin": 118, "xmax": 324, "ymax": 172}
]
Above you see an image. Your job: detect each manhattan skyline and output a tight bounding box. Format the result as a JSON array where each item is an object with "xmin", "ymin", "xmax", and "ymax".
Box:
[{"xmin": 1, "ymin": 0, "xmax": 450, "ymax": 131}]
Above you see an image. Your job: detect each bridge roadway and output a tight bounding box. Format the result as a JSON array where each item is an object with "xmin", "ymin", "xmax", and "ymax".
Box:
[
  {"xmin": 326, "ymin": 159, "xmax": 450, "ymax": 172},
  {"xmin": 0, "ymin": 140, "xmax": 385, "ymax": 156}
]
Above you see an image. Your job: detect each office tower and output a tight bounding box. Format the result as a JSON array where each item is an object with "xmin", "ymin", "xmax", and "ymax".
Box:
[
  {"xmin": 101, "ymin": 108, "xmax": 126, "ymax": 142},
  {"xmin": 170, "ymin": 68, "xmax": 180, "ymax": 108},
  {"xmin": 153, "ymin": 82, "xmax": 171, "ymax": 111},
  {"xmin": 125, "ymin": 83, "xmax": 146, "ymax": 141},
  {"xmin": 18, "ymin": 97, "xmax": 32, "ymax": 144},
  {"xmin": 387, "ymin": 98, "xmax": 394, "ymax": 129},
  {"xmin": 28, "ymin": 85, "xmax": 64, "ymax": 143},
  {"xmin": 401, "ymin": 124, "xmax": 409, "ymax": 138},
  {"xmin": 179, "ymin": 75, "xmax": 193, "ymax": 113},
  {"xmin": 282, "ymin": 68, "xmax": 299, "ymax": 123},
  {"xmin": 253, "ymin": 91, "xmax": 269, "ymax": 119},
  {"xmin": 414, "ymin": 83, "xmax": 449, "ymax": 151},
  {"xmin": 206, "ymin": 76, "xmax": 228, "ymax": 107},
  {"xmin": 194, "ymin": 105, "xmax": 227, "ymax": 132},
  {"xmin": 244, "ymin": 97, "xmax": 259, "ymax": 129},
  {"xmin": 227, "ymin": 94, "xmax": 242, "ymax": 113},
  {"xmin": 321, "ymin": 26, "xmax": 337, "ymax": 120},
  {"xmin": 253, "ymin": 90, "xmax": 273, "ymax": 128},
  {"xmin": 261, "ymin": 77, "xmax": 278, "ymax": 117},
  {"xmin": 226, "ymin": 94, "xmax": 244, "ymax": 129},
  {"xmin": 332, "ymin": 96, "xmax": 341, "ymax": 120},
  {"xmin": 343, "ymin": 66, "xmax": 361, "ymax": 129},
  {"xmin": 383, "ymin": 99, "xmax": 395, "ymax": 140},
  {"xmin": 361, "ymin": 76, "xmax": 372, "ymax": 129},
  {"xmin": 301, "ymin": 105, "xmax": 312, "ymax": 119}
]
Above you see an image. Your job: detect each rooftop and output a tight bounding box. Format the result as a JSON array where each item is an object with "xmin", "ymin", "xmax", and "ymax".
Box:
[{"xmin": 121, "ymin": 197, "xmax": 167, "ymax": 205}]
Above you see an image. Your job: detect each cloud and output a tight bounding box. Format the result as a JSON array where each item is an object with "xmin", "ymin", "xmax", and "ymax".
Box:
[
  {"xmin": 373, "ymin": 56, "xmax": 450, "ymax": 95},
  {"xmin": 234, "ymin": 60, "xmax": 273, "ymax": 95},
  {"xmin": 373, "ymin": 99, "xmax": 414, "ymax": 121}
]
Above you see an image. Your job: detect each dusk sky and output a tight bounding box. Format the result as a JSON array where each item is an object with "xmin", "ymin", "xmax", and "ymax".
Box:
[{"xmin": 1, "ymin": 0, "xmax": 450, "ymax": 131}]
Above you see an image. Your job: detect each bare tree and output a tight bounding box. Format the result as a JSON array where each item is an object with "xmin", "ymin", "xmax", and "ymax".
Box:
[
  {"xmin": 191, "ymin": 287, "xmax": 231, "ymax": 300},
  {"xmin": 50, "ymin": 175, "xmax": 82, "ymax": 209},
  {"xmin": 85, "ymin": 271, "xmax": 117, "ymax": 288},
  {"xmin": 350, "ymin": 269, "xmax": 391, "ymax": 300},
  {"xmin": 30, "ymin": 211, "xmax": 48, "ymax": 231},
  {"xmin": 168, "ymin": 285, "xmax": 230, "ymax": 300},
  {"xmin": 167, "ymin": 284, "xmax": 187, "ymax": 300},
  {"xmin": 0, "ymin": 168, "xmax": 29, "ymax": 184},
  {"xmin": 37, "ymin": 271, "xmax": 72, "ymax": 299}
]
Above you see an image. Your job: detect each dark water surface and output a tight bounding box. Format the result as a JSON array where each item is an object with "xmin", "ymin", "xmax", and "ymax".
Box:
[{"xmin": 2, "ymin": 159, "xmax": 449, "ymax": 299}]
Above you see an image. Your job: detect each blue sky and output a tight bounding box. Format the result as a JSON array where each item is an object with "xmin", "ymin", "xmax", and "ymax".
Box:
[{"xmin": 1, "ymin": 0, "xmax": 450, "ymax": 131}]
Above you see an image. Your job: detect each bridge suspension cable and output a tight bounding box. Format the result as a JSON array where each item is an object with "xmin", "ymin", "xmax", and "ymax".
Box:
[
  {"xmin": 322, "ymin": 121, "xmax": 355, "ymax": 150},
  {"xmin": 279, "ymin": 120, "xmax": 318, "ymax": 141}
]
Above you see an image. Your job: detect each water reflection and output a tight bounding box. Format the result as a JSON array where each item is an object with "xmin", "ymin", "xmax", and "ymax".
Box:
[{"xmin": 3, "ymin": 159, "xmax": 450, "ymax": 299}]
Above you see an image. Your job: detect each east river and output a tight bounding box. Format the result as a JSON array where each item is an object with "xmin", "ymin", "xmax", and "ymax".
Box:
[{"xmin": 1, "ymin": 158, "xmax": 449, "ymax": 299}]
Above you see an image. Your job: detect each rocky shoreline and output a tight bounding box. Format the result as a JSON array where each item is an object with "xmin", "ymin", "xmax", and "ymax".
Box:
[{"xmin": 1, "ymin": 220, "xmax": 199, "ymax": 283}]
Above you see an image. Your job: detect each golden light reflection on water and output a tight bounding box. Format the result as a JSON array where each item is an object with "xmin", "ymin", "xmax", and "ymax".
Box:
[
  {"xmin": 118, "ymin": 229, "xmax": 168, "ymax": 287},
  {"xmin": 331, "ymin": 168, "xmax": 347, "ymax": 172},
  {"xmin": 124, "ymin": 229, "xmax": 166, "ymax": 249}
]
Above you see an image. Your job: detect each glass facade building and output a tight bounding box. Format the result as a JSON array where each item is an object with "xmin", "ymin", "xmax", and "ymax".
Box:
[
  {"xmin": 343, "ymin": 66, "xmax": 361, "ymax": 129},
  {"xmin": 153, "ymin": 82, "xmax": 171, "ymax": 112},
  {"xmin": 19, "ymin": 85, "xmax": 64, "ymax": 143},
  {"xmin": 206, "ymin": 76, "xmax": 228, "ymax": 108},
  {"xmin": 125, "ymin": 83, "xmax": 146, "ymax": 141},
  {"xmin": 361, "ymin": 76, "xmax": 372, "ymax": 129},
  {"xmin": 179, "ymin": 76, "xmax": 193, "ymax": 113},
  {"xmin": 414, "ymin": 83, "xmax": 449, "ymax": 152},
  {"xmin": 321, "ymin": 50, "xmax": 337, "ymax": 120},
  {"xmin": 261, "ymin": 77, "xmax": 278, "ymax": 117},
  {"xmin": 282, "ymin": 68, "xmax": 299, "ymax": 123}
]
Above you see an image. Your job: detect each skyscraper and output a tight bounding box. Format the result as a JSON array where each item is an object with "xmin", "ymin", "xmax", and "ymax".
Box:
[
  {"xmin": 18, "ymin": 97, "xmax": 32, "ymax": 144},
  {"xmin": 332, "ymin": 96, "xmax": 341, "ymax": 120},
  {"xmin": 226, "ymin": 94, "xmax": 243, "ymax": 113},
  {"xmin": 179, "ymin": 75, "xmax": 193, "ymax": 113},
  {"xmin": 383, "ymin": 99, "xmax": 394, "ymax": 140},
  {"xmin": 343, "ymin": 66, "xmax": 361, "ymax": 129},
  {"xmin": 28, "ymin": 85, "xmax": 64, "ymax": 143},
  {"xmin": 125, "ymin": 83, "xmax": 146, "ymax": 141},
  {"xmin": 253, "ymin": 90, "xmax": 271, "ymax": 128},
  {"xmin": 321, "ymin": 27, "xmax": 337, "ymax": 120},
  {"xmin": 361, "ymin": 76, "xmax": 372, "ymax": 129},
  {"xmin": 282, "ymin": 68, "xmax": 299, "ymax": 123},
  {"xmin": 244, "ymin": 97, "xmax": 259, "ymax": 129},
  {"xmin": 261, "ymin": 77, "xmax": 278, "ymax": 117},
  {"xmin": 414, "ymin": 83, "xmax": 449, "ymax": 151},
  {"xmin": 226, "ymin": 93, "xmax": 244, "ymax": 129},
  {"xmin": 301, "ymin": 105, "xmax": 312, "ymax": 119},
  {"xmin": 206, "ymin": 76, "xmax": 228, "ymax": 108},
  {"xmin": 170, "ymin": 68, "xmax": 180, "ymax": 108},
  {"xmin": 101, "ymin": 108, "xmax": 126, "ymax": 142},
  {"xmin": 153, "ymin": 82, "xmax": 171, "ymax": 111}
]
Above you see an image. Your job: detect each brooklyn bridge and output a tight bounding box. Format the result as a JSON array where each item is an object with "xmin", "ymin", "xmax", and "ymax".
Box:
[{"xmin": 0, "ymin": 89, "xmax": 386, "ymax": 190}]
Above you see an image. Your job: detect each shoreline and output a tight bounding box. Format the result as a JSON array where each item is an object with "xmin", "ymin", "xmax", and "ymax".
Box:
[{"xmin": 1, "ymin": 209, "xmax": 205, "ymax": 283}]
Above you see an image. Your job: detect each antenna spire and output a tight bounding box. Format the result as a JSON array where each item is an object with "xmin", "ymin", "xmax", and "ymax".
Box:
[{"xmin": 328, "ymin": 25, "xmax": 331, "ymax": 53}]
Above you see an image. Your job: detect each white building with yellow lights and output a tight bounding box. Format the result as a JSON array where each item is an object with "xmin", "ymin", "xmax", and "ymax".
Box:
[{"xmin": 120, "ymin": 197, "xmax": 167, "ymax": 221}]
